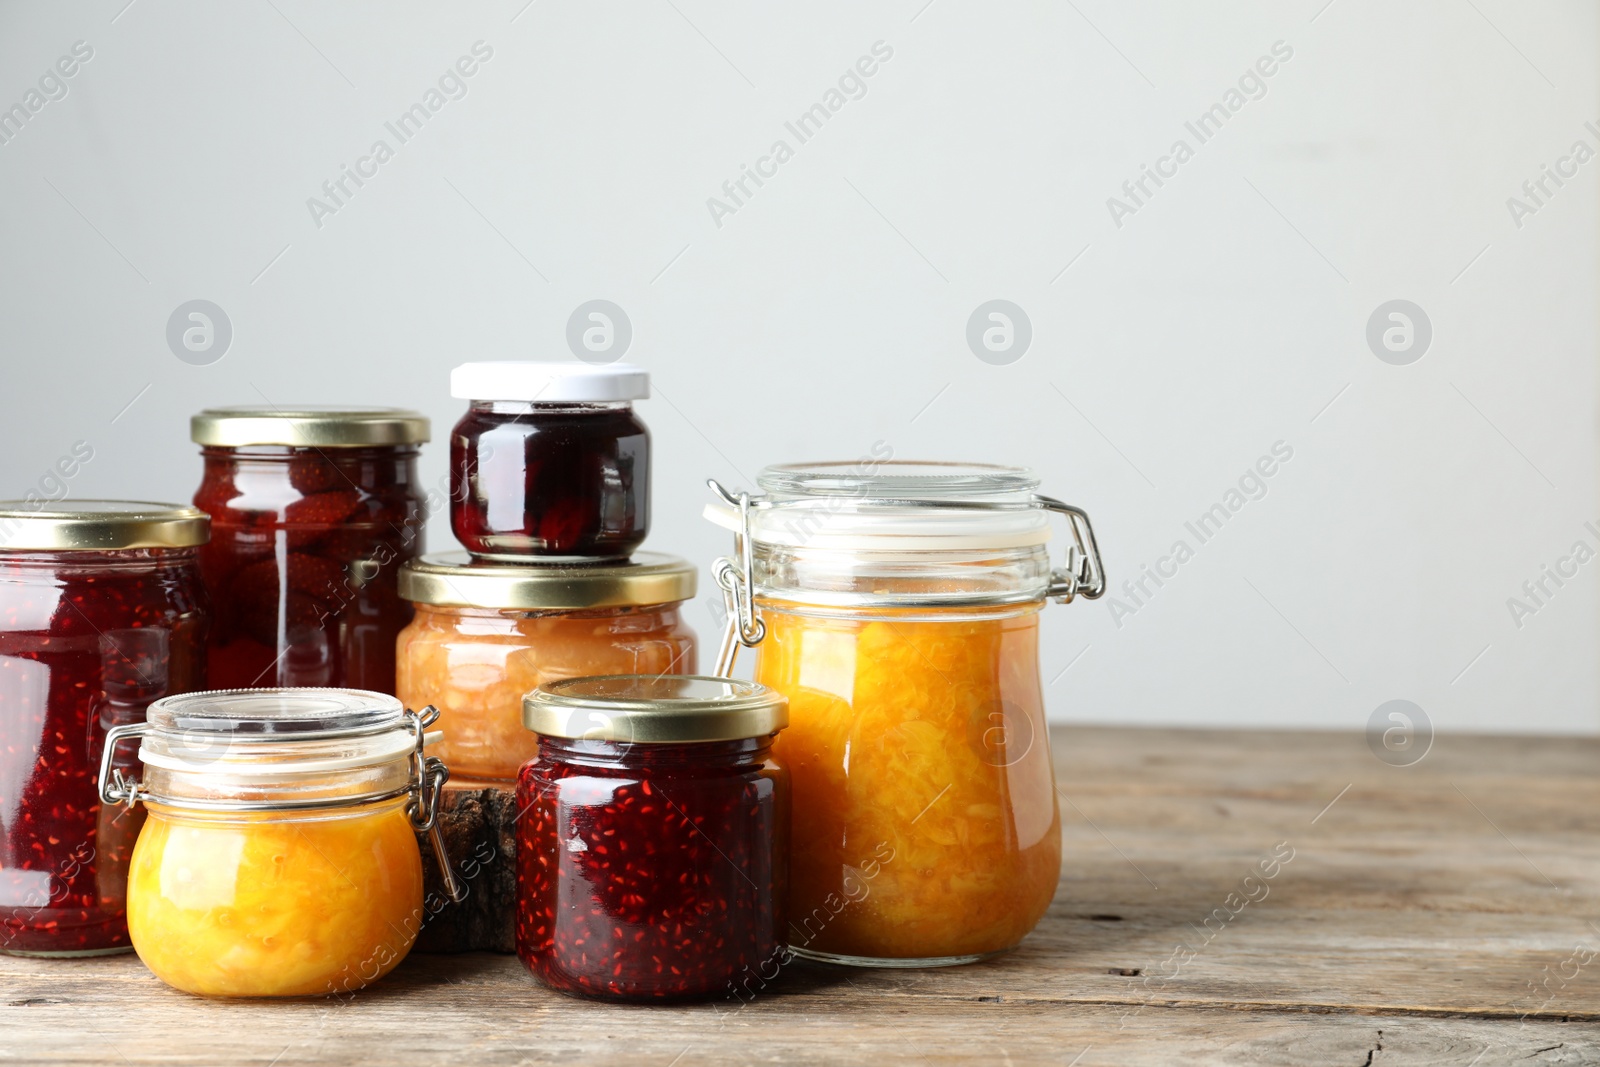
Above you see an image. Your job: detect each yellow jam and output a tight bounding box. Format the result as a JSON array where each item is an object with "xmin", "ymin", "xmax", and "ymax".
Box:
[
  {"xmin": 753, "ymin": 606, "xmax": 1060, "ymax": 961},
  {"xmin": 127, "ymin": 803, "xmax": 423, "ymax": 997},
  {"xmin": 397, "ymin": 604, "xmax": 695, "ymax": 781}
]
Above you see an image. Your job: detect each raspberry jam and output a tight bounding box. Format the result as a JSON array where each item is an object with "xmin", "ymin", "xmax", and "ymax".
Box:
[
  {"xmin": 190, "ymin": 407, "xmax": 429, "ymax": 692},
  {"xmin": 448, "ymin": 363, "xmax": 651, "ymax": 560},
  {"xmin": 514, "ymin": 677, "xmax": 787, "ymax": 1002},
  {"xmin": 0, "ymin": 504, "xmax": 209, "ymax": 957}
]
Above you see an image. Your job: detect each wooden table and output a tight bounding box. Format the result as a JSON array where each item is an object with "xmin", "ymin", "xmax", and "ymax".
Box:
[{"xmin": 4, "ymin": 726, "xmax": 1597, "ymax": 1065}]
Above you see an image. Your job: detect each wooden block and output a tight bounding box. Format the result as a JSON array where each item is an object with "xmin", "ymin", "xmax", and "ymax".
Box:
[{"xmin": 414, "ymin": 782, "xmax": 519, "ymax": 955}]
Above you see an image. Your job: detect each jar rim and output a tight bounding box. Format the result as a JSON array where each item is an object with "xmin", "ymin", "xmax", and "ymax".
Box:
[
  {"xmin": 191, "ymin": 405, "xmax": 430, "ymax": 447},
  {"xmin": 0, "ymin": 500, "xmax": 209, "ymax": 551},
  {"xmin": 523, "ymin": 675, "xmax": 787, "ymax": 743}
]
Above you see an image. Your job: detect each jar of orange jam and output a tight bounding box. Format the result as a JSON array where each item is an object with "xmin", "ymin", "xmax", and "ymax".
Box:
[
  {"xmin": 396, "ymin": 552, "xmax": 697, "ymax": 783},
  {"xmin": 96, "ymin": 688, "xmax": 463, "ymax": 998},
  {"xmin": 706, "ymin": 462, "xmax": 1105, "ymax": 967}
]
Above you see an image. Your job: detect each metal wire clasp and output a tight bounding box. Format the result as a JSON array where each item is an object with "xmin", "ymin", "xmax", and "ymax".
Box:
[
  {"xmin": 97, "ymin": 722, "xmax": 151, "ymax": 809},
  {"xmin": 1036, "ymin": 494, "xmax": 1107, "ymax": 602},
  {"xmin": 708, "ymin": 479, "xmax": 767, "ymax": 676},
  {"xmin": 405, "ymin": 705, "xmax": 466, "ymax": 904}
]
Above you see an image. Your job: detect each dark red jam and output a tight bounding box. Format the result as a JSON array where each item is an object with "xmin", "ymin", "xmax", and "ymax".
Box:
[
  {"xmin": 194, "ymin": 446, "xmax": 424, "ymax": 692},
  {"xmin": 0, "ymin": 547, "xmax": 207, "ymax": 955},
  {"xmin": 515, "ymin": 735, "xmax": 787, "ymax": 1001},
  {"xmin": 451, "ymin": 402, "xmax": 649, "ymax": 560}
]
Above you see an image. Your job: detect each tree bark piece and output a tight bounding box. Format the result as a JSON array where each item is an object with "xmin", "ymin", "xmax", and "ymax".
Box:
[{"xmin": 414, "ymin": 783, "xmax": 519, "ymax": 954}]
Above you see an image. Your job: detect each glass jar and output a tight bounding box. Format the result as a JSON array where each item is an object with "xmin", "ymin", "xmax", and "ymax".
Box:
[
  {"xmin": 0, "ymin": 501, "xmax": 210, "ymax": 958},
  {"xmin": 449, "ymin": 362, "xmax": 650, "ymax": 560},
  {"xmin": 396, "ymin": 552, "xmax": 697, "ymax": 783},
  {"xmin": 191, "ymin": 406, "xmax": 429, "ymax": 692},
  {"xmin": 97, "ymin": 688, "xmax": 463, "ymax": 998},
  {"xmin": 707, "ymin": 462, "xmax": 1106, "ymax": 968},
  {"xmin": 515, "ymin": 676, "xmax": 788, "ymax": 1002}
]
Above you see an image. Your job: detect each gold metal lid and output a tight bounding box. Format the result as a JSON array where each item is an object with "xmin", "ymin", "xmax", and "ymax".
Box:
[
  {"xmin": 191, "ymin": 405, "xmax": 430, "ymax": 447},
  {"xmin": 399, "ymin": 551, "xmax": 697, "ymax": 610},
  {"xmin": 0, "ymin": 500, "xmax": 209, "ymax": 551},
  {"xmin": 523, "ymin": 675, "xmax": 787, "ymax": 743}
]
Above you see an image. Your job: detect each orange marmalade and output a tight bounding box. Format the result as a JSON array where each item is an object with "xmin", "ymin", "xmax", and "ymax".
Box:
[
  {"xmin": 397, "ymin": 604, "xmax": 694, "ymax": 781},
  {"xmin": 101, "ymin": 688, "xmax": 454, "ymax": 998},
  {"xmin": 396, "ymin": 552, "xmax": 698, "ymax": 783},
  {"xmin": 753, "ymin": 605, "xmax": 1060, "ymax": 962},
  {"xmin": 128, "ymin": 803, "xmax": 423, "ymax": 998}
]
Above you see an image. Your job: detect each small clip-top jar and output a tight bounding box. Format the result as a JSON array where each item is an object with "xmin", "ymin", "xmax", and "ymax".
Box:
[
  {"xmin": 396, "ymin": 551, "xmax": 697, "ymax": 782},
  {"xmin": 98, "ymin": 688, "xmax": 463, "ymax": 998},
  {"xmin": 515, "ymin": 676, "xmax": 788, "ymax": 1002},
  {"xmin": 0, "ymin": 501, "xmax": 210, "ymax": 958},
  {"xmin": 449, "ymin": 362, "xmax": 650, "ymax": 560},
  {"xmin": 708, "ymin": 462, "xmax": 1106, "ymax": 968},
  {"xmin": 191, "ymin": 405, "xmax": 429, "ymax": 693}
]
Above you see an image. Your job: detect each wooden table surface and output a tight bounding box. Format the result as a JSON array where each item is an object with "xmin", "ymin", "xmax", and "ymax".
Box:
[{"xmin": 4, "ymin": 725, "xmax": 1598, "ymax": 1066}]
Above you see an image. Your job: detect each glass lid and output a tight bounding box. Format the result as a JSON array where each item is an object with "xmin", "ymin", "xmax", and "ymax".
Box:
[
  {"xmin": 146, "ymin": 688, "xmax": 406, "ymax": 739},
  {"xmin": 706, "ymin": 462, "xmax": 1054, "ymax": 551},
  {"xmin": 758, "ymin": 461, "xmax": 1039, "ymax": 501}
]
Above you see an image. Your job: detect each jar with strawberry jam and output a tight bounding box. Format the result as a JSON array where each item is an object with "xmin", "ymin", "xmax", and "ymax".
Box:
[
  {"xmin": 191, "ymin": 406, "xmax": 429, "ymax": 693},
  {"xmin": 515, "ymin": 676, "xmax": 788, "ymax": 1002},
  {"xmin": 99, "ymin": 688, "xmax": 463, "ymax": 998},
  {"xmin": 0, "ymin": 501, "xmax": 210, "ymax": 957},
  {"xmin": 707, "ymin": 462, "xmax": 1106, "ymax": 967},
  {"xmin": 396, "ymin": 552, "xmax": 697, "ymax": 783},
  {"xmin": 450, "ymin": 362, "xmax": 649, "ymax": 560}
]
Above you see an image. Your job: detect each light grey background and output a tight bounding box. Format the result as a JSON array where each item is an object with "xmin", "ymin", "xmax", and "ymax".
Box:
[{"xmin": 0, "ymin": 1, "xmax": 1594, "ymax": 734}]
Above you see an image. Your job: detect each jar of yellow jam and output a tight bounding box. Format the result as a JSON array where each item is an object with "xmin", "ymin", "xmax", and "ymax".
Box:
[
  {"xmin": 707, "ymin": 461, "xmax": 1105, "ymax": 967},
  {"xmin": 97, "ymin": 688, "xmax": 463, "ymax": 997},
  {"xmin": 396, "ymin": 552, "xmax": 697, "ymax": 783}
]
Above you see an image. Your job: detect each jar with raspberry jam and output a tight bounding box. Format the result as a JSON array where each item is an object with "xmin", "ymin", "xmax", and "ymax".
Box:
[
  {"xmin": 0, "ymin": 500, "xmax": 210, "ymax": 957},
  {"xmin": 190, "ymin": 406, "xmax": 429, "ymax": 693},
  {"xmin": 516, "ymin": 676, "xmax": 788, "ymax": 1002},
  {"xmin": 450, "ymin": 362, "xmax": 650, "ymax": 560}
]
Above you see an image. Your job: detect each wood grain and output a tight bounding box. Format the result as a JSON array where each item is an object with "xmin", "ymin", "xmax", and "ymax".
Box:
[{"xmin": 3, "ymin": 725, "xmax": 1597, "ymax": 1066}]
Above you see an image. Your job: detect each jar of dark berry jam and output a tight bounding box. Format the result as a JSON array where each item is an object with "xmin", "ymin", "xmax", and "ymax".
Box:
[
  {"xmin": 0, "ymin": 500, "xmax": 210, "ymax": 957},
  {"xmin": 516, "ymin": 675, "xmax": 788, "ymax": 1002},
  {"xmin": 190, "ymin": 406, "xmax": 429, "ymax": 693},
  {"xmin": 450, "ymin": 362, "xmax": 649, "ymax": 560}
]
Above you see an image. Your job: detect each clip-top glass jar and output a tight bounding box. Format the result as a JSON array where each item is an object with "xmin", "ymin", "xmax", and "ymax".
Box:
[
  {"xmin": 707, "ymin": 462, "xmax": 1105, "ymax": 968},
  {"xmin": 98, "ymin": 688, "xmax": 463, "ymax": 998},
  {"xmin": 450, "ymin": 362, "xmax": 650, "ymax": 560},
  {"xmin": 0, "ymin": 501, "xmax": 210, "ymax": 958},
  {"xmin": 516, "ymin": 676, "xmax": 788, "ymax": 1002},
  {"xmin": 396, "ymin": 551, "xmax": 697, "ymax": 782},
  {"xmin": 191, "ymin": 406, "xmax": 429, "ymax": 692}
]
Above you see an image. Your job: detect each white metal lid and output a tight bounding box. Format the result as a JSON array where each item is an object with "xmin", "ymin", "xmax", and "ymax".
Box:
[{"xmin": 450, "ymin": 361, "xmax": 649, "ymax": 402}]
